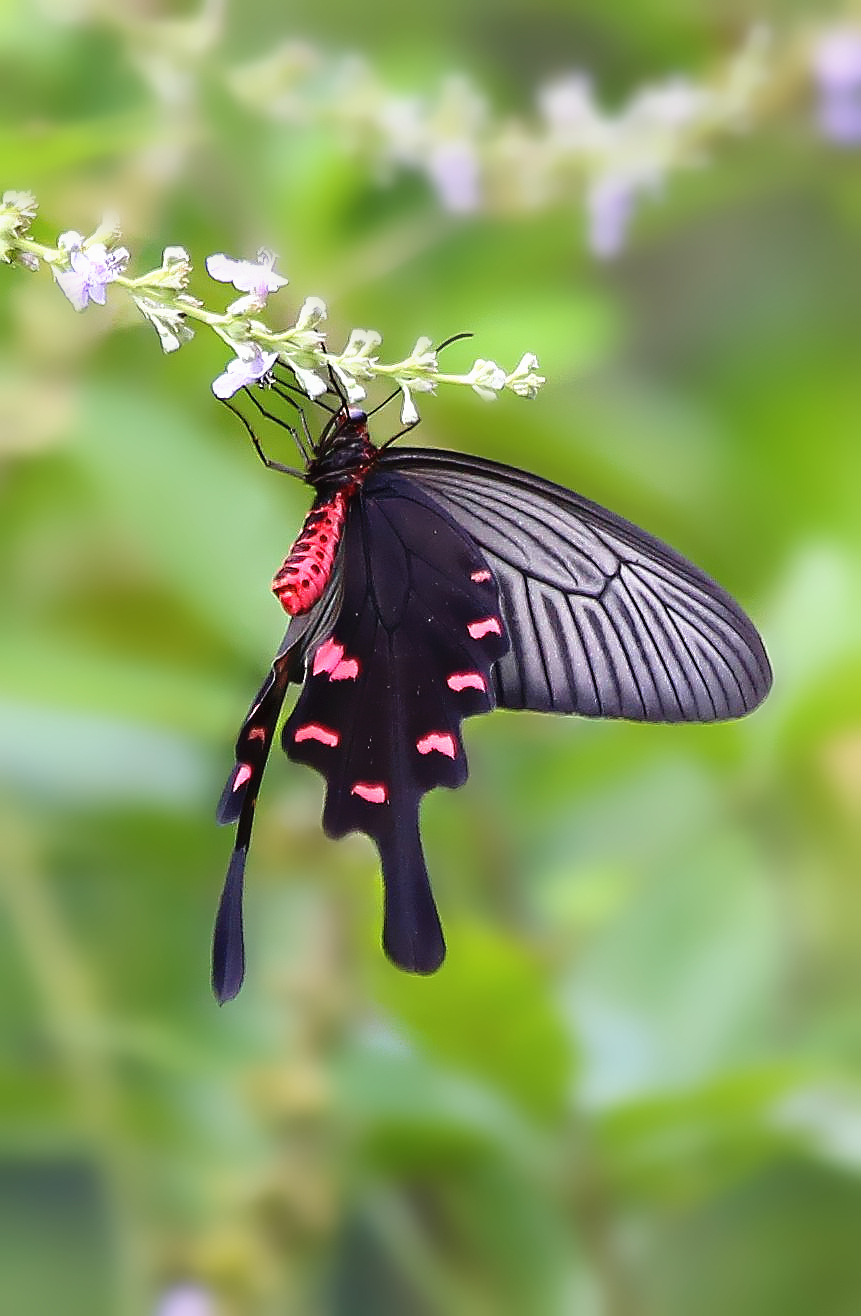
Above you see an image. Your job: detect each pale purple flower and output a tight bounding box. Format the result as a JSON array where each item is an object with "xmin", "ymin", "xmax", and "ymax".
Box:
[
  {"xmin": 586, "ymin": 176, "xmax": 638, "ymax": 259},
  {"xmin": 212, "ymin": 344, "xmax": 278, "ymax": 398},
  {"xmin": 52, "ymin": 230, "xmax": 129, "ymax": 310},
  {"xmin": 155, "ymin": 1284, "xmax": 214, "ymax": 1316},
  {"xmin": 813, "ymin": 30, "xmax": 861, "ymax": 145},
  {"xmin": 426, "ymin": 140, "xmax": 481, "ymax": 213},
  {"xmin": 206, "ymin": 251, "xmax": 287, "ymax": 298}
]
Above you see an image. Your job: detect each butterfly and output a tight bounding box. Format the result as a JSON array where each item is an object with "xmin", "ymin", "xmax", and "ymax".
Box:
[{"xmin": 213, "ymin": 373, "xmax": 772, "ymax": 1002}]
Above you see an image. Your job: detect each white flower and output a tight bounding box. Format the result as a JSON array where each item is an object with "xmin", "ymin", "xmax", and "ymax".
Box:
[
  {"xmin": 399, "ymin": 385, "xmax": 420, "ymax": 425},
  {"xmin": 330, "ymin": 362, "xmax": 366, "ymax": 404},
  {"xmin": 397, "ymin": 374, "xmax": 435, "ymax": 425},
  {"xmin": 286, "ymin": 297, "xmax": 328, "ymax": 354},
  {"xmin": 133, "ymin": 296, "xmax": 195, "ymax": 353},
  {"xmin": 294, "ymin": 296, "xmax": 327, "ymax": 332},
  {"xmin": 505, "ymin": 352, "xmax": 545, "ymax": 398},
  {"xmin": 465, "ymin": 357, "xmax": 506, "ymax": 401},
  {"xmin": 206, "ymin": 250, "xmax": 288, "ymax": 298},
  {"xmin": 52, "ymin": 231, "xmax": 130, "ymax": 311},
  {"xmin": 339, "ymin": 328, "xmax": 382, "ymax": 374},
  {"xmin": 0, "ymin": 190, "xmax": 38, "ymax": 262},
  {"xmin": 289, "ymin": 362, "xmax": 328, "ymax": 398},
  {"xmin": 157, "ymin": 245, "xmax": 193, "ymax": 290},
  {"xmin": 538, "ymin": 74, "xmax": 601, "ymax": 141},
  {"xmin": 212, "ymin": 344, "xmax": 278, "ymax": 398},
  {"xmin": 406, "ymin": 334, "xmax": 438, "ymax": 373}
]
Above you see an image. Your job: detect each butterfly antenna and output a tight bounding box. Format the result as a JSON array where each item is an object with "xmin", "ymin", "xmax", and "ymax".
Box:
[
  {"xmin": 367, "ymin": 387, "xmax": 402, "ymax": 419},
  {"xmin": 369, "ymin": 333, "xmax": 473, "ymax": 423},
  {"xmin": 435, "ymin": 331, "xmax": 473, "ymax": 353},
  {"xmin": 326, "ymin": 362, "xmax": 351, "ymax": 410}
]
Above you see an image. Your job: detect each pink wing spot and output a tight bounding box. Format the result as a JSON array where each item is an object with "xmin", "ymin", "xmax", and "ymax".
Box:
[
  {"xmin": 294, "ymin": 723, "xmax": 340, "ymax": 747},
  {"xmin": 447, "ymin": 671, "xmax": 487, "ymax": 693},
  {"xmin": 351, "ymin": 782, "xmax": 388, "ymax": 804},
  {"xmin": 233, "ymin": 762, "xmax": 253, "ymax": 791},
  {"xmin": 471, "ymin": 569, "xmax": 492, "ymax": 582},
  {"xmin": 312, "ymin": 637, "xmax": 344, "ymax": 676},
  {"xmin": 330, "ymin": 658, "xmax": 360, "ymax": 681},
  {"xmin": 468, "ymin": 616, "xmax": 503, "ymax": 639},
  {"xmin": 416, "ymin": 732, "xmax": 457, "ymax": 758},
  {"xmin": 248, "ymin": 726, "xmax": 267, "ymax": 742}
]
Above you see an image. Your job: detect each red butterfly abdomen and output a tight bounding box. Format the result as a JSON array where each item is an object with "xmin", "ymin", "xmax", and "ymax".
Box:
[{"xmin": 272, "ymin": 491, "xmax": 349, "ymax": 615}]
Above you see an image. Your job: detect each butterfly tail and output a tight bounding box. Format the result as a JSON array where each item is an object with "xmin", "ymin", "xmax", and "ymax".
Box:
[
  {"xmin": 212, "ymin": 819, "xmax": 251, "ymax": 1004},
  {"xmin": 213, "ymin": 652, "xmax": 294, "ymax": 1002},
  {"xmin": 379, "ymin": 813, "xmax": 446, "ymax": 974}
]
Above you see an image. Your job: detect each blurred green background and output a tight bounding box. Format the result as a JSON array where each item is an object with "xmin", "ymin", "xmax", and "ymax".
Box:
[{"xmin": 3, "ymin": 1, "xmax": 861, "ymax": 1314}]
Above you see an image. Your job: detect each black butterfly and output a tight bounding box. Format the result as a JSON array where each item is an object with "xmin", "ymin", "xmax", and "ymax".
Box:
[{"xmin": 213, "ymin": 378, "xmax": 772, "ymax": 1002}]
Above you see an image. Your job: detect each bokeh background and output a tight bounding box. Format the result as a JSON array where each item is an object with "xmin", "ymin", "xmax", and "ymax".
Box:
[{"xmin": 3, "ymin": 1, "xmax": 861, "ymax": 1313}]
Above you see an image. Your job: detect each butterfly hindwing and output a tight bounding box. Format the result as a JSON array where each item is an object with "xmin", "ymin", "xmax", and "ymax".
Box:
[
  {"xmin": 212, "ymin": 607, "xmax": 338, "ymax": 1002},
  {"xmin": 282, "ymin": 469, "xmax": 509, "ymax": 972},
  {"xmin": 382, "ymin": 448, "xmax": 772, "ymax": 722}
]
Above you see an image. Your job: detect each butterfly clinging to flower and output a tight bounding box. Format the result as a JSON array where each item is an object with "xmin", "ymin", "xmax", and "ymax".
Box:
[{"xmin": 213, "ymin": 364, "xmax": 771, "ymax": 1002}]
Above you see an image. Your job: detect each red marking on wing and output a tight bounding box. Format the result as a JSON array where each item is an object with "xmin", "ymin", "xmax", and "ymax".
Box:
[
  {"xmin": 351, "ymin": 782, "xmax": 388, "ymax": 804},
  {"xmin": 416, "ymin": 732, "xmax": 457, "ymax": 758},
  {"xmin": 447, "ymin": 671, "xmax": 486, "ymax": 693},
  {"xmin": 470, "ymin": 569, "xmax": 492, "ymax": 582},
  {"xmin": 294, "ymin": 723, "xmax": 340, "ymax": 747},
  {"xmin": 330, "ymin": 658, "xmax": 360, "ymax": 681},
  {"xmin": 248, "ymin": 726, "xmax": 267, "ymax": 741},
  {"xmin": 234, "ymin": 762, "xmax": 253, "ymax": 791},
  {"xmin": 468, "ymin": 616, "xmax": 503, "ymax": 639},
  {"xmin": 272, "ymin": 491, "xmax": 349, "ymax": 616},
  {"xmin": 312, "ymin": 637, "xmax": 344, "ymax": 676}
]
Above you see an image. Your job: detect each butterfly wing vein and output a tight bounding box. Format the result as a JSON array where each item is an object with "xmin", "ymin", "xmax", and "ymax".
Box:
[{"xmin": 383, "ymin": 450, "xmax": 772, "ymax": 721}]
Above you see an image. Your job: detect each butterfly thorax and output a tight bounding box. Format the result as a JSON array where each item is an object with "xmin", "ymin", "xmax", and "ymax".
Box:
[
  {"xmin": 272, "ymin": 410, "xmax": 378, "ymax": 616},
  {"xmin": 305, "ymin": 409, "xmax": 378, "ymax": 494}
]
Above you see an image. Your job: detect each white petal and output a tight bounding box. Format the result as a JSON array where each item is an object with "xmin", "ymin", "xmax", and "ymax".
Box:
[
  {"xmin": 334, "ymin": 368, "xmax": 366, "ymax": 404},
  {"xmin": 292, "ymin": 365, "xmax": 328, "ymax": 398},
  {"xmin": 295, "ymin": 296, "xmax": 328, "ymax": 331},
  {"xmin": 400, "ymin": 387, "xmax": 420, "ymax": 425},
  {"xmin": 58, "ymin": 230, "xmax": 85, "ymax": 253}
]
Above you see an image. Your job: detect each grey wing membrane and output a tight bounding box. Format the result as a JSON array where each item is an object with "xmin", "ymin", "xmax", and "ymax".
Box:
[{"xmin": 381, "ymin": 449, "xmax": 772, "ymax": 722}]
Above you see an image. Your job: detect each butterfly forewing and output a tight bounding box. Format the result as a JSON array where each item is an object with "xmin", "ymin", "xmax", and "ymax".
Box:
[{"xmin": 381, "ymin": 448, "xmax": 772, "ymax": 722}]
